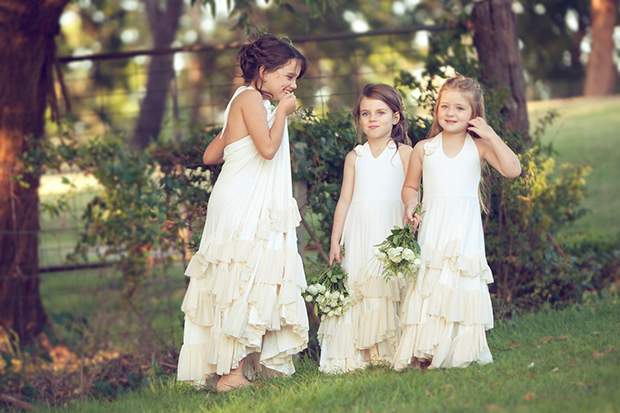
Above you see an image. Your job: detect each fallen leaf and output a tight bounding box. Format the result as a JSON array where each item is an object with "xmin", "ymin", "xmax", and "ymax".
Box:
[
  {"xmin": 551, "ymin": 367, "xmax": 559, "ymax": 372},
  {"xmin": 524, "ymin": 392, "xmax": 536, "ymax": 401},
  {"xmin": 540, "ymin": 335, "xmax": 569, "ymax": 344},
  {"xmin": 527, "ymin": 362, "xmax": 535, "ymax": 368},
  {"xmin": 425, "ymin": 387, "xmax": 435, "ymax": 399},
  {"xmin": 492, "ymin": 382, "xmax": 501, "ymax": 388},
  {"xmin": 486, "ymin": 405, "xmax": 500, "ymax": 411},
  {"xmin": 443, "ymin": 383, "xmax": 453, "ymax": 390},
  {"xmin": 568, "ymin": 362, "xmax": 576, "ymax": 367},
  {"xmin": 570, "ymin": 381, "xmax": 590, "ymax": 387},
  {"xmin": 270, "ymin": 383, "xmax": 279, "ymax": 390}
]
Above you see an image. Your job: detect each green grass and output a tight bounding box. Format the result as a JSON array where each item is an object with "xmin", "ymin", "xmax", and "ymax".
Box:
[
  {"xmin": 36, "ymin": 296, "xmax": 619, "ymax": 412},
  {"xmin": 39, "ymin": 263, "xmax": 187, "ymax": 351},
  {"xmin": 528, "ymin": 96, "xmax": 620, "ymax": 242}
]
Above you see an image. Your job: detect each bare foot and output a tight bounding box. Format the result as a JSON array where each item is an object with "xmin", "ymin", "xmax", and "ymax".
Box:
[
  {"xmin": 216, "ymin": 359, "xmax": 252, "ymax": 392},
  {"xmin": 216, "ymin": 372, "xmax": 252, "ymax": 392}
]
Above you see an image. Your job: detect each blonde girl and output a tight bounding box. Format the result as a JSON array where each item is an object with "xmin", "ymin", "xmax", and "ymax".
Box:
[{"xmin": 393, "ymin": 75, "xmax": 521, "ymax": 370}]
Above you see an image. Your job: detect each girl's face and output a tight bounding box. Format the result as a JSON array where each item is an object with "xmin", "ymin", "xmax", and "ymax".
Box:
[
  {"xmin": 437, "ymin": 89, "xmax": 473, "ymax": 135},
  {"xmin": 358, "ymin": 97, "xmax": 399, "ymax": 141},
  {"xmin": 260, "ymin": 59, "xmax": 301, "ymax": 101}
]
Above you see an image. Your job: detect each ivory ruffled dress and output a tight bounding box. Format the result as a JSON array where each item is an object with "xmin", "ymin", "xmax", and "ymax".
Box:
[
  {"xmin": 393, "ymin": 133, "xmax": 494, "ymax": 370},
  {"xmin": 318, "ymin": 141, "xmax": 408, "ymax": 373},
  {"xmin": 177, "ymin": 86, "xmax": 309, "ymax": 388}
]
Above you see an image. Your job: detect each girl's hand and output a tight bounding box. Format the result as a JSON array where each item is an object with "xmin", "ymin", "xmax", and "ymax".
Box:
[
  {"xmin": 277, "ymin": 91, "xmax": 297, "ymax": 116},
  {"xmin": 468, "ymin": 117, "xmax": 500, "ymax": 142},
  {"xmin": 404, "ymin": 203, "xmax": 422, "ymax": 229},
  {"xmin": 329, "ymin": 242, "xmax": 342, "ymax": 265}
]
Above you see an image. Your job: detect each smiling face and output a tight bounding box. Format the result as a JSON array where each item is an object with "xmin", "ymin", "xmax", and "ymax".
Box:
[
  {"xmin": 436, "ymin": 89, "xmax": 474, "ymax": 136},
  {"xmin": 358, "ymin": 97, "xmax": 400, "ymax": 141},
  {"xmin": 260, "ymin": 59, "xmax": 302, "ymax": 101}
]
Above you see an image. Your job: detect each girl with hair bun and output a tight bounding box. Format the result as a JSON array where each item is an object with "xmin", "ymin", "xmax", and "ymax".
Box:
[
  {"xmin": 177, "ymin": 34, "xmax": 309, "ymax": 391},
  {"xmin": 318, "ymin": 83, "xmax": 413, "ymax": 373}
]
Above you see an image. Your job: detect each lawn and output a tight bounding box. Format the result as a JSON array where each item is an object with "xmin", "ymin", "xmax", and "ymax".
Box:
[
  {"xmin": 38, "ymin": 296, "xmax": 619, "ymax": 413},
  {"xmin": 528, "ymin": 95, "xmax": 620, "ymax": 242}
]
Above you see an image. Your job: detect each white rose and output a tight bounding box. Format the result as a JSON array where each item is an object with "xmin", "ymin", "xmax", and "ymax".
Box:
[
  {"xmin": 354, "ymin": 144, "xmax": 367, "ymax": 157},
  {"xmin": 396, "ymin": 247, "xmax": 404, "ymax": 252},
  {"xmin": 307, "ymin": 285, "xmax": 318, "ymax": 295},
  {"xmin": 318, "ymin": 285, "xmax": 326, "ymax": 294},
  {"xmin": 390, "ymin": 254, "xmax": 403, "ymax": 263},
  {"xmin": 424, "ymin": 140, "xmax": 439, "ymax": 155},
  {"xmin": 387, "ymin": 248, "xmax": 400, "ymax": 260},
  {"xmin": 328, "ymin": 310, "xmax": 335, "ymax": 317},
  {"xmin": 373, "ymin": 247, "xmax": 382, "ymax": 257},
  {"xmin": 305, "ymin": 295, "xmax": 313, "ymax": 302},
  {"xmin": 335, "ymin": 308, "xmax": 343, "ymax": 316},
  {"xmin": 413, "ymin": 258, "xmax": 421, "ymax": 267},
  {"xmin": 402, "ymin": 248, "xmax": 415, "ymax": 261}
]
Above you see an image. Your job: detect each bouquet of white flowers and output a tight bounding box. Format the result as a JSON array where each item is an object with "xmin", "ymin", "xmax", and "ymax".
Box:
[
  {"xmin": 374, "ymin": 204, "xmax": 423, "ymax": 281},
  {"xmin": 305, "ymin": 262, "xmax": 353, "ymax": 320}
]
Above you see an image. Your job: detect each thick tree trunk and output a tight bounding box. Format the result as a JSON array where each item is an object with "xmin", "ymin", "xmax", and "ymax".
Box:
[
  {"xmin": 132, "ymin": 0, "xmax": 184, "ymax": 149},
  {"xmin": 583, "ymin": 0, "xmax": 618, "ymax": 96},
  {"xmin": 471, "ymin": 0, "xmax": 530, "ymax": 140},
  {"xmin": 0, "ymin": 0, "xmax": 69, "ymax": 344}
]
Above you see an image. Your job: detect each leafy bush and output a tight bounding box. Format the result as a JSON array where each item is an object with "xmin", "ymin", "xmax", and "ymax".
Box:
[
  {"xmin": 290, "ymin": 22, "xmax": 595, "ymax": 316},
  {"xmin": 23, "ymin": 127, "xmax": 219, "ymax": 300}
]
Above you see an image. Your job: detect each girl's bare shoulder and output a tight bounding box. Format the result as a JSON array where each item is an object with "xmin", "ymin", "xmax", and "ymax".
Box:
[
  {"xmin": 398, "ymin": 143, "xmax": 413, "ymax": 156},
  {"xmin": 231, "ymin": 88, "xmax": 265, "ymax": 110}
]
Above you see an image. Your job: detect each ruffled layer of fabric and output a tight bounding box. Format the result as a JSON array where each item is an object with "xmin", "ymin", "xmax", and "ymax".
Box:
[
  {"xmin": 393, "ymin": 242, "xmax": 494, "ymax": 371},
  {"xmin": 177, "ymin": 221, "xmax": 308, "ymax": 387},
  {"xmin": 318, "ymin": 268, "xmax": 407, "ymax": 374}
]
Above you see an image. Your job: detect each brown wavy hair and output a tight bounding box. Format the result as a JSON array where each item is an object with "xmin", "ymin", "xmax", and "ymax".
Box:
[
  {"xmin": 237, "ymin": 34, "xmax": 307, "ymax": 100},
  {"xmin": 352, "ymin": 83, "xmax": 411, "ymax": 147}
]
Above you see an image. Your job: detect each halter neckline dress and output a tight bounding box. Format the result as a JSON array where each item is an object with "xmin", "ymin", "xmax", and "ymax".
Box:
[
  {"xmin": 177, "ymin": 86, "xmax": 309, "ymax": 387},
  {"xmin": 318, "ymin": 140, "xmax": 408, "ymax": 372},
  {"xmin": 393, "ymin": 133, "xmax": 494, "ymax": 370}
]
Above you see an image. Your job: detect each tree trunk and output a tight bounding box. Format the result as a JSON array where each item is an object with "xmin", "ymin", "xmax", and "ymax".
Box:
[
  {"xmin": 132, "ymin": 0, "xmax": 184, "ymax": 149},
  {"xmin": 0, "ymin": 0, "xmax": 69, "ymax": 344},
  {"xmin": 583, "ymin": 0, "xmax": 618, "ymax": 96},
  {"xmin": 471, "ymin": 0, "xmax": 530, "ymax": 140}
]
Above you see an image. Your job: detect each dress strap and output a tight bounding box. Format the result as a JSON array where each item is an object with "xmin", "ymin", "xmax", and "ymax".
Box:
[{"xmin": 220, "ymin": 85, "xmax": 254, "ymax": 139}]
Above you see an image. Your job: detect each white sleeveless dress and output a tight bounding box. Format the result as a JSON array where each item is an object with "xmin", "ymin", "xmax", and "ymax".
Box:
[
  {"xmin": 318, "ymin": 140, "xmax": 408, "ymax": 373},
  {"xmin": 177, "ymin": 86, "xmax": 309, "ymax": 387},
  {"xmin": 393, "ymin": 133, "xmax": 494, "ymax": 370}
]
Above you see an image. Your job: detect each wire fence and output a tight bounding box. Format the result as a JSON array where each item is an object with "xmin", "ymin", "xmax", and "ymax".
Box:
[{"xmin": 4, "ymin": 27, "xmax": 440, "ymax": 362}]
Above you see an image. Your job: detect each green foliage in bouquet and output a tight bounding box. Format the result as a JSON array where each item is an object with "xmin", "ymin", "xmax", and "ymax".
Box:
[
  {"xmin": 374, "ymin": 204, "xmax": 423, "ymax": 281},
  {"xmin": 305, "ymin": 262, "xmax": 353, "ymax": 319}
]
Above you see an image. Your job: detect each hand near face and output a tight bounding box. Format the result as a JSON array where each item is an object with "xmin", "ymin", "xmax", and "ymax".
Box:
[
  {"xmin": 277, "ymin": 91, "xmax": 297, "ymax": 116},
  {"xmin": 467, "ymin": 117, "xmax": 499, "ymax": 141}
]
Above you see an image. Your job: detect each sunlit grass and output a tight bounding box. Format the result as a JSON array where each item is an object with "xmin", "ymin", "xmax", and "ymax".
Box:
[
  {"xmin": 36, "ymin": 296, "xmax": 619, "ymax": 412},
  {"xmin": 528, "ymin": 95, "xmax": 620, "ymax": 242}
]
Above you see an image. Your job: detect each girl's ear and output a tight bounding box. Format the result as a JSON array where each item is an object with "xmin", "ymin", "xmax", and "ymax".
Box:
[
  {"xmin": 393, "ymin": 111, "xmax": 400, "ymax": 125},
  {"xmin": 259, "ymin": 66, "xmax": 268, "ymax": 82}
]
